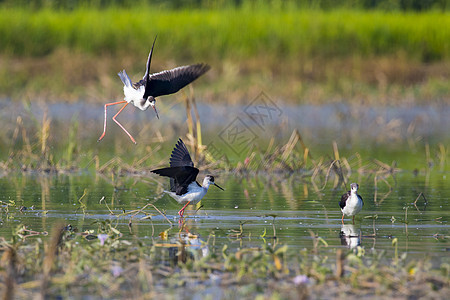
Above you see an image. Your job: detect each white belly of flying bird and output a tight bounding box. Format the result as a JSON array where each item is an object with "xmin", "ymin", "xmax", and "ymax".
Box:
[{"xmin": 98, "ymin": 36, "xmax": 210, "ymax": 144}]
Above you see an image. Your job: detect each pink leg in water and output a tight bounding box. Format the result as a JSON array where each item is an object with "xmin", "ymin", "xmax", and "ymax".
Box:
[{"xmin": 178, "ymin": 201, "xmax": 191, "ymax": 218}]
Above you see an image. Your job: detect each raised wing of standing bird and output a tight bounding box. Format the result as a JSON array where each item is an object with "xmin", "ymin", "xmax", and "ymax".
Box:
[
  {"xmin": 151, "ymin": 138, "xmax": 199, "ymax": 195},
  {"xmin": 151, "ymin": 138, "xmax": 223, "ymax": 218}
]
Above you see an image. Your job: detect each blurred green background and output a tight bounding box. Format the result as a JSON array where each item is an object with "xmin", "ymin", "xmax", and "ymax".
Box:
[{"xmin": 1, "ymin": 0, "xmax": 449, "ymax": 105}]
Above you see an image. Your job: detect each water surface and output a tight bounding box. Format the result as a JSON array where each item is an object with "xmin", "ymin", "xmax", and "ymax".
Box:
[{"xmin": 1, "ymin": 171, "xmax": 448, "ymax": 265}]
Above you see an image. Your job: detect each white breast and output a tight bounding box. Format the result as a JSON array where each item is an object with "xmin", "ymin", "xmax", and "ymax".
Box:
[
  {"xmin": 165, "ymin": 182, "xmax": 207, "ymax": 205},
  {"xmin": 341, "ymin": 194, "xmax": 363, "ymax": 216},
  {"xmin": 123, "ymin": 85, "xmax": 147, "ymax": 110}
]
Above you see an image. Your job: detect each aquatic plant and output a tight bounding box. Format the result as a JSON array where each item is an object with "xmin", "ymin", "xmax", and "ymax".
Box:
[{"xmin": 0, "ymin": 222, "xmax": 448, "ymax": 298}]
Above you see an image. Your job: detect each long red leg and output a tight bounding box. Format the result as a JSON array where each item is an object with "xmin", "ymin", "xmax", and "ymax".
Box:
[
  {"xmin": 98, "ymin": 100, "xmax": 127, "ymax": 142},
  {"xmin": 182, "ymin": 222, "xmax": 191, "ymax": 233},
  {"xmin": 352, "ymin": 216, "xmax": 355, "ymax": 225},
  {"xmin": 112, "ymin": 102, "xmax": 137, "ymax": 144},
  {"xmin": 178, "ymin": 201, "xmax": 191, "ymax": 218},
  {"xmin": 341, "ymin": 214, "xmax": 345, "ymax": 225}
]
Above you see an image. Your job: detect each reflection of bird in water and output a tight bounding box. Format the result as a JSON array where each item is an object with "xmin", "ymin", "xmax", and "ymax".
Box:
[
  {"xmin": 151, "ymin": 138, "xmax": 224, "ymax": 218},
  {"xmin": 156, "ymin": 232, "xmax": 209, "ymax": 266},
  {"xmin": 340, "ymin": 224, "xmax": 361, "ymax": 249},
  {"xmin": 98, "ymin": 36, "xmax": 210, "ymax": 144},
  {"xmin": 339, "ymin": 183, "xmax": 364, "ymax": 224}
]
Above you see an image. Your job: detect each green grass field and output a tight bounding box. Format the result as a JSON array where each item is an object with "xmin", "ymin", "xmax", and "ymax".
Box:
[
  {"xmin": 0, "ymin": 7, "xmax": 449, "ymax": 103},
  {"xmin": 1, "ymin": 7, "xmax": 449, "ymax": 60}
]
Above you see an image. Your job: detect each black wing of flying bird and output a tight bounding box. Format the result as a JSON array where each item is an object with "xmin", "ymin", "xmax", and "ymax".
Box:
[
  {"xmin": 339, "ymin": 191, "xmax": 350, "ymax": 210},
  {"xmin": 133, "ymin": 36, "xmax": 157, "ymax": 90},
  {"xmin": 169, "ymin": 138, "xmax": 194, "ymax": 167},
  {"xmin": 143, "ymin": 36, "xmax": 157, "ymax": 81},
  {"xmin": 151, "ymin": 166, "xmax": 199, "ymax": 195},
  {"xmin": 143, "ymin": 63, "xmax": 210, "ymax": 99}
]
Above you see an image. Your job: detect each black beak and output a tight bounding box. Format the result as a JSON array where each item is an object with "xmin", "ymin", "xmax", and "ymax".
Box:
[
  {"xmin": 152, "ymin": 103, "xmax": 160, "ymax": 119},
  {"xmin": 213, "ymin": 183, "xmax": 224, "ymax": 191}
]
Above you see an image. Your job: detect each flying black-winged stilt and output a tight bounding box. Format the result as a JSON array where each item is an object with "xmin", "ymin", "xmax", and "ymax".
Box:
[
  {"xmin": 98, "ymin": 36, "xmax": 210, "ymax": 144},
  {"xmin": 339, "ymin": 183, "xmax": 364, "ymax": 224},
  {"xmin": 151, "ymin": 138, "xmax": 224, "ymax": 217}
]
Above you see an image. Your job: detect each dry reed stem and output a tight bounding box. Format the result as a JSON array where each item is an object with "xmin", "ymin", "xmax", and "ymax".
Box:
[
  {"xmin": 413, "ymin": 192, "xmax": 428, "ymax": 213},
  {"xmin": 437, "ymin": 143, "xmax": 447, "ymax": 171},
  {"xmin": 377, "ymin": 188, "xmax": 392, "ymax": 206},
  {"xmin": 335, "ymin": 249, "xmax": 344, "ymax": 278},
  {"xmin": 99, "ymin": 196, "xmax": 114, "ymax": 215},
  {"xmin": 190, "ymin": 86, "xmax": 203, "ymax": 154},
  {"xmin": 40, "ymin": 110, "xmax": 51, "ymax": 157},
  {"xmin": 40, "ymin": 223, "xmax": 65, "ymax": 300},
  {"xmin": 127, "ymin": 203, "xmax": 172, "ymax": 227},
  {"xmin": 1, "ymin": 244, "xmax": 17, "ymax": 300},
  {"xmin": 318, "ymin": 160, "xmax": 339, "ymax": 191}
]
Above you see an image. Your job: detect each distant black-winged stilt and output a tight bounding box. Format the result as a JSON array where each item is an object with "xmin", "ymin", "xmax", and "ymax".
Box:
[
  {"xmin": 98, "ymin": 36, "xmax": 210, "ymax": 144},
  {"xmin": 339, "ymin": 183, "xmax": 364, "ymax": 224},
  {"xmin": 151, "ymin": 139, "xmax": 223, "ymax": 217}
]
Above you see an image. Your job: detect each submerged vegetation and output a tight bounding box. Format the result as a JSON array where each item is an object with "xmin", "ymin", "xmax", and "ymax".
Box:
[{"xmin": 0, "ymin": 220, "xmax": 448, "ymax": 298}]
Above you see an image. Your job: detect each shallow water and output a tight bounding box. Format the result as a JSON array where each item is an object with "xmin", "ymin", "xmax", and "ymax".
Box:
[{"xmin": 1, "ymin": 171, "xmax": 448, "ymax": 265}]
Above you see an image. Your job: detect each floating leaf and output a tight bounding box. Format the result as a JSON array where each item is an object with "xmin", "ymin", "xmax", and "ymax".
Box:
[
  {"xmin": 273, "ymin": 255, "xmax": 282, "ymax": 271},
  {"xmin": 159, "ymin": 230, "xmax": 168, "ymax": 240}
]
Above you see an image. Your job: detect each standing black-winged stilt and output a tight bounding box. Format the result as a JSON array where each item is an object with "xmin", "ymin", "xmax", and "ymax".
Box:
[
  {"xmin": 339, "ymin": 183, "xmax": 364, "ymax": 224},
  {"xmin": 151, "ymin": 139, "xmax": 224, "ymax": 217},
  {"xmin": 98, "ymin": 36, "xmax": 210, "ymax": 144}
]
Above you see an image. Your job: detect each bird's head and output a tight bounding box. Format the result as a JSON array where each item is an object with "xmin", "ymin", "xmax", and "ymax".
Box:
[
  {"xmin": 148, "ymin": 97, "xmax": 159, "ymax": 119},
  {"xmin": 350, "ymin": 183, "xmax": 359, "ymax": 193},
  {"xmin": 203, "ymin": 175, "xmax": 224, "ymax": 191}
]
